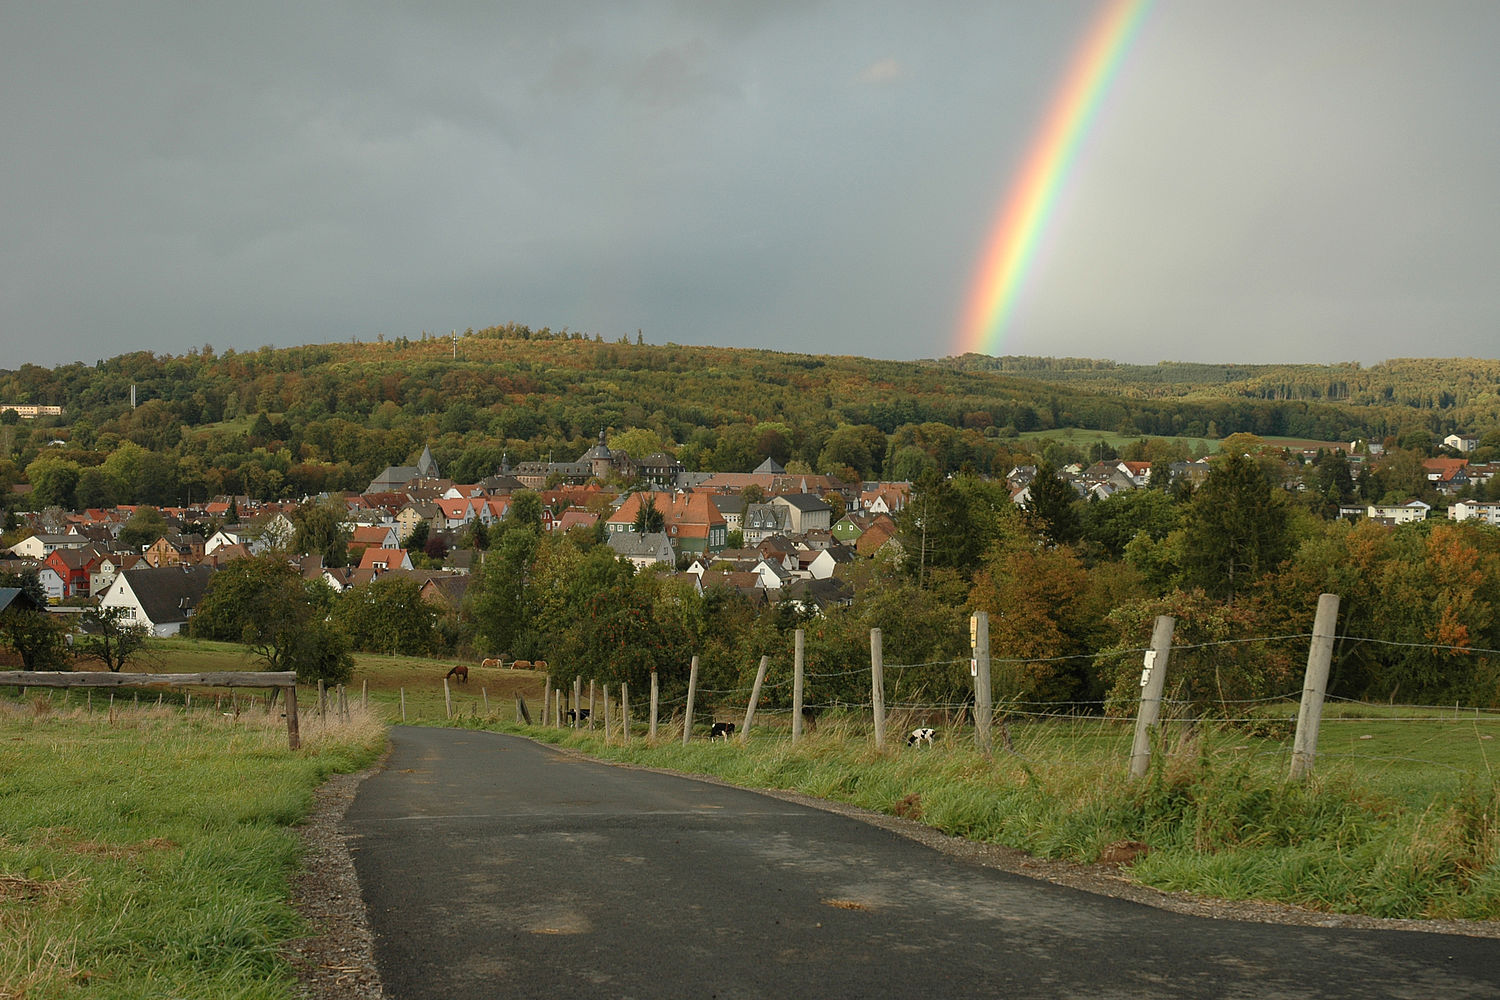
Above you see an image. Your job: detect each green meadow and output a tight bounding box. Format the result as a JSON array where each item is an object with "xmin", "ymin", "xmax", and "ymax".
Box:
[{"xmin": 0, "ymin": 697, "xmax": 384, "ymax": 999}]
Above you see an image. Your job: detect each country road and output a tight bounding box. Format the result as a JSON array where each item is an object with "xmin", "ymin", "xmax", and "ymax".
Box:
[{"xmin": 344, "ymin": 727, "xmax": 1498, "ymax": 999}]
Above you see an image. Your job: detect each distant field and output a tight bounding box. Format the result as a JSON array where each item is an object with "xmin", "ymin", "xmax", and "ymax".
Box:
[
  {"xmin": 60, "ymin": 637, "xmax": 547, "ymax": 727},
  {"xmin": 1018, "ymin": 428, "xmax": 1351, "ymax": 456},
  {"xmin": 1018, "ymin": 427, "xmax": 1219, "ymax": 454}
]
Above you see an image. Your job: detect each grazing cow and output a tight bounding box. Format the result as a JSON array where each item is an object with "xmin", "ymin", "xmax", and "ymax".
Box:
[
  {"xmin": 445, "ymin": 664, "xmax": 469, "ymax": 684},
  {"xmin": 709, "ymin": 721, "xmax": 737, "ymax": 741},
  {"xmin": 480, "ymin": 658, "xmax": 502, "ymax": 669},
  {"xmin": 906, "ymin": 727, "xmax": 936, "ymax": 747},
  {"xmin": 564, "ymin": 709, "xmax": 591, "ymax": 723}
]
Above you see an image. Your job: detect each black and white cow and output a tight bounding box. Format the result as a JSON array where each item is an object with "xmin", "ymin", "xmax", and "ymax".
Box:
[
  {"xmin": 564, "ymin": 708, "xmax": 591, "ymax": 723},
  {"xmin": 906, "ymin": 727, "xmax": 936, "ymax": 747},
  {"xmin": 709, "ymin": 721, "xmax": 737, "ymax": 740}
]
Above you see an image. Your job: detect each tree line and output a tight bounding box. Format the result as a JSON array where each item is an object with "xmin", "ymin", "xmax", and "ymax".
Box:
[{"xmin": 4, "ymin": 337, "xmax": 1497, "ymax": 519}]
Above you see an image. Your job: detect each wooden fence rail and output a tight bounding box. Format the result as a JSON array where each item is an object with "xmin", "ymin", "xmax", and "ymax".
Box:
[{"xmin": 2, "ymin": 670, "xmax": 302, "ymax": 750}]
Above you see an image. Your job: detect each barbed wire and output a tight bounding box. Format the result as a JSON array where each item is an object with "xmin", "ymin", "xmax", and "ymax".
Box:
[{"xmin": 1334, "ymin": 634, "xmax": 1500, "ymax": 657}]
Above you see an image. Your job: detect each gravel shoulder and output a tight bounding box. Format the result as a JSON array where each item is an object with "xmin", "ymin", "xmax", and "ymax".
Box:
[{"xmin": 284, "ymin": 739, "xmax": 1499, "ymax": 999}]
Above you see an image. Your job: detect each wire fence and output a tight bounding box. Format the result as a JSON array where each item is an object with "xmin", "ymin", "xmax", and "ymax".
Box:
[{"xmin": 531, "ymin": 614, "xmax": 1500, "ymax": 782}]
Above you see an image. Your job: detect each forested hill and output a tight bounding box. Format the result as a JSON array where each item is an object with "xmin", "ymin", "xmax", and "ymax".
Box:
[
  {"xmin": 0, "ymin": 326, "xmax": 1493, "ymax": 503},
  {"xmin": 945, "ymin": 354, "xmax": 1500, "ymax": 419}
]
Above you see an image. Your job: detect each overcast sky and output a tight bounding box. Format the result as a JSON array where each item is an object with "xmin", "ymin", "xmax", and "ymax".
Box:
[{"xmin": 4, "ymin": 1, "xmax": 1498, "ymax": 370}]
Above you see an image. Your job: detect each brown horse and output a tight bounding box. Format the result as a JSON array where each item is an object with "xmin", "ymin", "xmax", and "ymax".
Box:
[{"xmin": 445, "ymin": 664, "xmax": 469, "ymax": 684}]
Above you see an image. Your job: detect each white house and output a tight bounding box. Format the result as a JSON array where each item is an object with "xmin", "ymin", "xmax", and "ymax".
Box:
[
  {"xmin": 1368, "ymin": 500, "xmax": 1430, "ymax": 524},
  {"xmin": 1444, "ymin": 434, "xmax": 1480, "ymax": 453},
  {"xmin": 8, "ymin": 533, "xmax": 87, "ymax": 560},
  {"xmin": 97, "ymin": 565, "xmax": 216, "ymax": 637},
  {"xmin": 1450, "ymin": 500, "xmax": 1500, "ymax": 525},
  {"xmin": 806, "ymin": 544, "xmax": 857, "ymax": 581}
]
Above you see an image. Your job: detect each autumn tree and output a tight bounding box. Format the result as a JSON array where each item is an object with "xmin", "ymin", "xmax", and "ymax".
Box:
[{"xmin": 968, "ymin": 543, "xmax": 1136, "ymax": 704}]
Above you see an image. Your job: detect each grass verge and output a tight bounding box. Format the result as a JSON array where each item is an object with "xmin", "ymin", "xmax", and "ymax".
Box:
[
  {"xmin": 0, "ymin": 695, "xmax": 385, "ymax": 1000},
  {"xmin": 514, "ymin": 714, "xmax": 1500, "ymax": 922}
]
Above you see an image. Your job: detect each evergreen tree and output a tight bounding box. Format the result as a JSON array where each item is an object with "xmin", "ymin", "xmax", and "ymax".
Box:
[
  {"xmin": 1023, "ymin": 459, "xmax": 1083, "ymax": 545},
  {"xmin": 633, "ymin": 495, "xmax": 665, "ymax": 533},
  {"xmin": 1180, "ymin": 452, "xmax": 1292, "ymax": 601}
]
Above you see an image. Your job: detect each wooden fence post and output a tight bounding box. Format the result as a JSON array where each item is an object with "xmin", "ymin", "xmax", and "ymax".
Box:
[
  {"xmin": 973, "ymin": 611, "xmax": 993, "ymax": 756},
  {"xmin": 400, "ymin": 687, "xmax": 406, "ymax": 723},
  {"xmin": 1129, "ymin": 615, "xmax": 1176, "ymax": 779},
  {"xmin": 317, "ymin": 680, "xmax": 326, "ymax": 719},
  {"xmin": 542, "ymin": 684, "xmax": 551, "ymax": 727},
  {"xmin": 870, "ymin": 628, "xmax": 886, "ymax": 747},
  {"xmin": 285, "ymin": 684, "xmax": 301, "ymax": 750},
  {"xmin": 516, "ymin": 694, "xmax": 532, "ymax": 725},
  {"xmin": 1290, "ymin": 594, "xmax": 1341, "ymax": 781},
  {"xmin": 574, "ymin": 676, "xmax": 583, "ymax": 729},
  {"xmin": 741, "ymin": 655, "xmax": 769, "ymax": 742},
  {"xmin": 650, "ymin": 670, "xmax": 659, "ymax": 740},
  {"xmin": 588, "ymin": 680, "xmax": 596, "ymax": 730},
  {"xmin": 482, "ymin": 687, "xmax": 489, "ymax": 714},
  {"xmin": 682, "ymin": 655, "xmax": 699, "ymax": 745},
  {"xmin": 621, "ymin": 681, "xmax": 630, "ymax": 744},
  {"xmin": 444, "ymin": 677, "xmax": 452, "ymax": 719},
  {"xmin": 603, "ymin": 686, "xmax": 613, "ymax": 745},
  {"xmin": 792, "ymin": 629, "xmax": 805, "ymax": 745},
  {"xmin": 361, "ymin": 679, "xmax": 367, "ymax": 710}
]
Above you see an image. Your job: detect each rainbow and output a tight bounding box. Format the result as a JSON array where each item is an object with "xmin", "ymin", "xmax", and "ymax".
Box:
[{"xmin": 953, "ymin": 0, "xmax": 1152, "ymax": 357}]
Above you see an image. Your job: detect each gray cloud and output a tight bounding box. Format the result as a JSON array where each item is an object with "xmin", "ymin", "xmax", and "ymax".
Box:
[{"xmin": 2, "ymin": 1, "xmax": 1496, "ymax": 368}]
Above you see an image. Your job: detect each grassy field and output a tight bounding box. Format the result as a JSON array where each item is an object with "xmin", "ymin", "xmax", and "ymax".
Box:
[
  {"xmin": 119, "ymin": 636, "xmax": 548, "ymax": 727},
  {"xmin": 0, "ymin": 697, "xmax": 384, "ymax": 999}
]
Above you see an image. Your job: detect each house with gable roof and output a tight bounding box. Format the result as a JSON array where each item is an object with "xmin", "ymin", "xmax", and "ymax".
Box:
[
  {"xmin": 8, "ymin": 533, "xmax": 89, "ymax": 561},
  {"xmin": 742, "ymin": 502, "xmax": 791, "ymax": 545},
  {"xmin": 606, "ymin": 531, "xmax": 676, "ymax": 570},
  {"xmin": 770, "ymin": 493, "xmax": 833, "ymax": 534},
  {"xmin": 41, "ymin": 546, "xmax": 101, "ymax": 601},
  {"xmin": 1422, "ymin": 457, "xmax": 1469, "ymax": 494},
  {"xmin": 358, "ymin": 547, "xmax": 414, "ymax": 572},
  {"xmin": 97, "ymin": 565, "xmax": 217, "ymax": 637},
  {"xmin": 606, "ymin": 492, "xmax": 726, "ymax": 556}
]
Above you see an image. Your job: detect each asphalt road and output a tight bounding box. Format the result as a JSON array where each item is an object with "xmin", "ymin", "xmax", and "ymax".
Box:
[{"xmin": 345, "ymin": 727, "xmax": 1498, "ymax": 999}]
